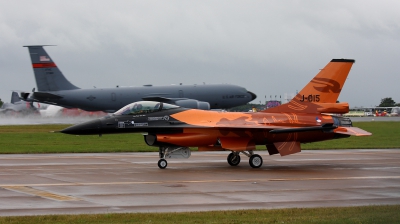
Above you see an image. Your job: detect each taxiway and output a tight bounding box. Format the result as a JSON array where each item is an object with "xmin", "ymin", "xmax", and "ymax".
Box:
[{"xmin": 0, "ymin": 149, "xmax": 399, "ymax": 216}]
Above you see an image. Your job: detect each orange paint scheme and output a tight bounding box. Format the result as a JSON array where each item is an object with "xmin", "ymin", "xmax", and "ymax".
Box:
[
  {"xmin": 266, "ymin": 59, "xmax": 354, "ymax": 114},
  {"xmin": 171, "ymin": 110, "xmax": 330, "ymax": 128},
  {"xmin": 165, "ymin": 59, "xmax": 370, "ymax": 155},
  {"xmin": 61, "ymin": 59, "xmax": 372, "ymax": 169}
]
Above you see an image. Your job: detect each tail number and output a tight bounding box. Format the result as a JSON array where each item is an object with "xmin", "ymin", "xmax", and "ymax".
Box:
[{"xmin": 300, "ymin": 95, "xmax": 320, "ymax": 102}]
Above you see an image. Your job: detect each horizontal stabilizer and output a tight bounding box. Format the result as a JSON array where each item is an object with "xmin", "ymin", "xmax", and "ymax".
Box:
[
  {"xmin": 32, "ymin": 92, "xmax": 63, "ymax": 100},
  {"xmin": 316, "ymin": 102, "xmax": 349, "ymax": 114},
  {"xmin": 270, "ymin": 123, "xmax": 337, "ymax": 134},
  {"xmin": 334, "ymin": 127, "xmax": 372, "ymax": 136}
]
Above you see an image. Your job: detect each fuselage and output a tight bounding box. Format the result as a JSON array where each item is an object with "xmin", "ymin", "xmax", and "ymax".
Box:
[
  {"xmin": 39, "ymin": 84, "xmax": 255, "ymax": 112},
  {"xmin": 62, "ymin": 101, "xmax": 351, "ymax": 148}
]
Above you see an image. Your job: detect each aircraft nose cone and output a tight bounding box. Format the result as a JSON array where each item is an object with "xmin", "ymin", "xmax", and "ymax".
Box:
[
  {"xmin": 61, "ymin": 119, "xmax": 102, "ymax": 135},
  {"xmin": 248, "ymin": 91, "xmax": 257, "ymax": 101}
]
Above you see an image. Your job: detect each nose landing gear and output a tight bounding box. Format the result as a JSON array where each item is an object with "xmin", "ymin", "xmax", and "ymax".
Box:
[
  {"xmin": 157, "ymin": 146, "xmax": 191, "ymax": 169},
  {"xmin": 158, "ymin": 159, "xmax": 167, "ymax": 169}
]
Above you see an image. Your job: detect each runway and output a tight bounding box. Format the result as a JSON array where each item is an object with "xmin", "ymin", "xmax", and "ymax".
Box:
[{"xmin": 0, "ymin": 149, "xmax": 399, "ymax": 216}]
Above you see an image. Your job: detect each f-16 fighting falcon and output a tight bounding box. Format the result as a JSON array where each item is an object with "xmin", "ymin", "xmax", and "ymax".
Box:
[
  {"xmin": 22, "ymin": 45, "xmax": 256, "ymax": 112},
  {"xmin": 61, "ymin": 59, "xmax": 371, "ymax": 169}
]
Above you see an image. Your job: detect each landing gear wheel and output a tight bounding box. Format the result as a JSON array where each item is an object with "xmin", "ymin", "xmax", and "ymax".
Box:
[
  {"xmin": 249, "ymin": 154, "xmax": 263, "ymax": 168},
  {"xmin": 158, "ymin": 159, "xmax": 167, "ymax": 169},
  {"xmin": 227, "ymin": 153, "xmax": 241, "ymax": 166}
]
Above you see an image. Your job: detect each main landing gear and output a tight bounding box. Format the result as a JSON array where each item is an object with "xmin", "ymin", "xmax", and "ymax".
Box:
[
  {"xmin": 156, "ymin": 146, "xmax": 262, "ymax": 169},
  {"xmin": 227, "ymin": 151, "xmax": 263, "ymax": 168}
]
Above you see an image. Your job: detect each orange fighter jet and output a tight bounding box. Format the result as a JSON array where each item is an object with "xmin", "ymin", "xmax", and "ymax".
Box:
[{"xmin": 61, "ymin": 59, "xmax": 371, "ymax": 169}]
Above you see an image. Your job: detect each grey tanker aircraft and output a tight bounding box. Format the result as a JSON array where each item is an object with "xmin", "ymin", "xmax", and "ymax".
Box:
[{"xmin": 22, "ymin": 45, "xmax": 256, "ymax": 112}]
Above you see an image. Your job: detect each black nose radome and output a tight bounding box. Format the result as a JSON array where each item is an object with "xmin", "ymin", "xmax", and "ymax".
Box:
[
  {"xmin": 248, "ymin": 91, "xmax": 257, "ymax": 101},
  {"xmin": 61, "ymin": 119, "xmax": 102, "ymax": 135}
]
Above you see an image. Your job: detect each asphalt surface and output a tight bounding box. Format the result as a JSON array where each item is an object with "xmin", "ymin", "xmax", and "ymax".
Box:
[{"xmin": 0, "ymin": 149, "xmax": 399, "ymax": 216}]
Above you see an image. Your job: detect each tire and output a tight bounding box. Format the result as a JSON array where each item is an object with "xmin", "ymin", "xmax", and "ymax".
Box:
[
  {"xmin": 158, "ymin": 159, "xmax": 168, "ymax": 169},
  {"xmin": 227, "ymin": 153, "xmax": 241, "ymax": 166},
  {"xmin": 249, "ymin": 154, "xmax": 263, "ymax": 168}
]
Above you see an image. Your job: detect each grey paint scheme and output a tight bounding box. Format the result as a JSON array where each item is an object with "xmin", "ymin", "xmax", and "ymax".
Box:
[
  {"xmin": 0, "ymin": 92, "xmax": 38, "ymax": 114},
  {"xmin": 23, "ymin": 46, "xmax": 257, "ymax": 112}
]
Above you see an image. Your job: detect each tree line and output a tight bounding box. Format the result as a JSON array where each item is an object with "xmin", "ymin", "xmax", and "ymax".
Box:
[{"xmin": 378, "ymin": 97, "xmax": 400, "ymax": 107}]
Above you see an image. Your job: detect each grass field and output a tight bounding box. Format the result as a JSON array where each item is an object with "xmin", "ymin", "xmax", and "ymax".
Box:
[
  {"xmin": 0, "ymin": 205, "xmax": 399, "ymax": 224},
  {"xmin": 0, "ymin": 122, "xmax": 399, "ymax": 154}
]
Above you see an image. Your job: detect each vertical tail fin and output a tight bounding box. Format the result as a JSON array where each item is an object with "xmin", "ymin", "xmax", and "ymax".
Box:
[
  {"xmin": 264, "ymin": 59, "xmax": 355, "ymax": 114},
  {"xmin": 23, "ymin": 45, "xmax": 79, "ymax": 91},
  {"xmin": 10, "ymin": 91, "xmax": 21, "ymax": 104}
]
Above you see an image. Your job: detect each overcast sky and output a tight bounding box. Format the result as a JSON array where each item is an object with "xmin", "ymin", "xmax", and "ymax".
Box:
[{"xmin": 1, "ymin": 0, "xmax": 399, "ymax": 108}]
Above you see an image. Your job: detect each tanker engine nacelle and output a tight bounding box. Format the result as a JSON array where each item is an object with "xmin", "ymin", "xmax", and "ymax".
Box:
[{"xmin": 174, "ymin": 99, "xmax": 210, "ymax": 110}]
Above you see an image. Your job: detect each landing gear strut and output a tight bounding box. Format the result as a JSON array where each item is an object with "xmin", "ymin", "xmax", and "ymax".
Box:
[
  {"xmin": 157, "ymin": 146, "xmax": 191, "ymax": 169},
  {"xmin": 158, "ymin": 147, "xmax": 166, "ymax": 169}
]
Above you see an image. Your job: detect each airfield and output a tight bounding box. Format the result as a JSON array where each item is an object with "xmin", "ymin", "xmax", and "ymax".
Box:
[
  {"xmin": 1, "ymin": 114, "xmax": 400, "ymax": 125},
  {"xmin": 0, "ymin": 116, "xmax": 399, "ymax": 216},
  {"xmin": 0, "ymin": 149, "xmax": 399, "ymax": 216}
]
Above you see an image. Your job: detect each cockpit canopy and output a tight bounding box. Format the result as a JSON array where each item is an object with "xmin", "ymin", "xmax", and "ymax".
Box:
[{"xmin": 114, "ymin": 101, "xmax": 180, "ymax": 116}]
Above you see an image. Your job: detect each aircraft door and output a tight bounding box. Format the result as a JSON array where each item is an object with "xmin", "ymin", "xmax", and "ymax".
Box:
[
  {"xmin": 111, "ymin": 93, "xmax": 116, "ymax": 101},
  {"xmin": 179, "ymin": 90, "xmax": 184, "ymax": 98}
]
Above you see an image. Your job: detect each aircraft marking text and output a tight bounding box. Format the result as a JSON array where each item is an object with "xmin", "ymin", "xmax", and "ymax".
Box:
[{"xmin": 300, "ymin": 95, "xmax": 320, "ymax": 102}]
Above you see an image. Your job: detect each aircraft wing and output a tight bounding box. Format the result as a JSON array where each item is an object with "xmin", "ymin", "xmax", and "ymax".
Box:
[
  {"xmin": 141, "ymin": 96, "xmax": 184, "ymax": 102},
  {"xmin": 211, "ymin": 123, "xmax": 371, "ymax": 136},
  {"xmin": 21, "ymin": 91, "xmax": 63, "ymax": 102},
  {"xmin": 268, "ymin": 125, "xmax": 371, "ymax": 136},
  {"xmin": 269, "ymin": 123, "xmax": 337, "ymax": 133}
]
